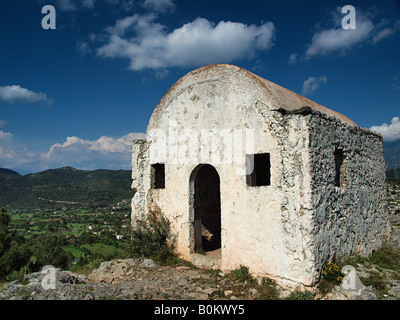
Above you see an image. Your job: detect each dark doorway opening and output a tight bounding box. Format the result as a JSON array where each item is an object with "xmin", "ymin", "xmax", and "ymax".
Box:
[{"xmin": 191, "ymin": 164, "xmax": 221, "ymax": 253}]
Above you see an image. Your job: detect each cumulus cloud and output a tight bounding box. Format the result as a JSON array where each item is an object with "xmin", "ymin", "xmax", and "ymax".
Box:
[
  {"xmin": 43, "ymin": 132, "xmax": 146, "ymax": 158},
  {"xmin": 0, "ymin": 85, "xmax": 54, "ymax": 105},
  {"xmin": 302, "ymin": 76, "xmax": 327, "ymax": 95},
  {"xmin": 1, "ymin": 132, "xmax": 146, "ymax": 173},
  {"xmin": 304, "ymin": 8, "xmax": 400, "ymax": 59},
  {"xmin": 370, "ymin": 117, "xmax": 400, "ymax": 142},
  {"xmin": 96, "ymin": 14, "xmax": 275, "ymax": 71}
]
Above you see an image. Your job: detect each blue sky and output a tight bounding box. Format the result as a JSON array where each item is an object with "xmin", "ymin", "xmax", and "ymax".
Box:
[{"xmin": 0, "ymin": 0, "xmax": 399, "ymax": 174}]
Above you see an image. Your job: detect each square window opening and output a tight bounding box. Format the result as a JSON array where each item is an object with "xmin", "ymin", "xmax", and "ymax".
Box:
[
  {"xmin": 246, "ymin": 153, "xmax": 271, "ymax": 186},
  {"xmin": 151, "ymin": 163, "xmax": 165, "ymax": 189}
]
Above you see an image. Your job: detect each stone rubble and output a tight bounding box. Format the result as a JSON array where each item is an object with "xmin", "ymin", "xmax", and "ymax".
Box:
[
  {"xmin": 1, "ymin": 246, "xmax": 400, "ymax": 301},
  {"xmin": 1, "ymin": 216, "xmax": 399, "ymax": 301}
]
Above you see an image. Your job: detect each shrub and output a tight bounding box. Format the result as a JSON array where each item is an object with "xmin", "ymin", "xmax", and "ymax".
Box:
[
  {"xmin": 322, "ymin": 262, "xmax": 345, "ymax": 284},
  {"xmin": 318, "ymin": 262, "xmax": 345, "ymax": 295},
  {"xmin": 360, "ymin": 272, "xmax": 386, "ymax": 292},
  {"xmin": 229, "ymin": 265, "xmax": 253, "ymax": 283},
  {"xmin": 258, "ymin": 277, "xmax": 279, "ymax": 300},
  {"xmin": 285, "ymin": 290, "xmax": 314, "ymax": 300},
  {"xmin": 370, "ymin": 244, "xmax": 400, "ymax": 271},
  {"xmin": 127, "ymin": 208, "xmax": 176, "ymax": 263}
]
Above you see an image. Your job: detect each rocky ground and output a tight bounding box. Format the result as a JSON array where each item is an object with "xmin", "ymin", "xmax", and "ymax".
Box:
[{"xmin": 1, "ymin": 216, "xmax": 400, "ymax": 301}]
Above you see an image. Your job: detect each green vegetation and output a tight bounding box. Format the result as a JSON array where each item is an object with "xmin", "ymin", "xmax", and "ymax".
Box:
[
  {"xmin": 0, "ymin": 166, "xmax": 133, "ymax": 209},
  {"xmin": 387, "ymin": 168, "xmax": 400, "ymax": 182},
  {"xmin": 0, "ymin": 205, "xmax": 131, "ymax": 281},
  {"xmin": 0, "ymin": 208, "xmax": 32, "ymax": 280},
  {"xmin": 317, "ymin": 262, "xmax": 345, "ymax": 295},
  {"xmin": 285, "ymin": 290, "xmax": 314, "ymax": 300},
  {"xmin": 127, "ymin": 208, "xmax": 177, "ymax": 264},
  {"xmin": 257, "ymin": 277, "xmax": 280, "ymax": 300},
  {"xmin": 229, "ymin": 265, "xmax": 254, "ymax": 283},
  {"xmin": 0, "ymin": 167, "xmax": 138, "ymax": 281},
  {"xmin": 369, "ymin": 244, "xmax": 400, "ymax": 271}
]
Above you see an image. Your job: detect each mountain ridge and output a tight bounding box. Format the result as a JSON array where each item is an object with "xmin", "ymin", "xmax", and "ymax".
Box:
[
  {"xmin": 0, "ymin": 166, "xmax": 133, "ymax": 209},
  {"xmin": 0, "ymin": 168, "xmax": 20, "ymax": 176}
]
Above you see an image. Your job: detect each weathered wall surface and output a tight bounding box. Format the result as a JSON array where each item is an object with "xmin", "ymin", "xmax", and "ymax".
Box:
[
  {"xmin": 132, "ymin": 66, "xmax": 318, "ymax": 288},
  {"xmin": 307, "ymin": 111, "xmax": 391, "ymax": 279},
  {"xmin": 131, "ymin": 139, "xmax": 150, "ymax": 220},
  {"xmin": 131, "ymin": 64, "xmax": 390, "ymax": 288}
]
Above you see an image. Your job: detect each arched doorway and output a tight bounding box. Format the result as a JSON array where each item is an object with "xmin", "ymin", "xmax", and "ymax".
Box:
[{"xmin": 189, "ymin": 164, "xmax": 221, "ymax": 254}]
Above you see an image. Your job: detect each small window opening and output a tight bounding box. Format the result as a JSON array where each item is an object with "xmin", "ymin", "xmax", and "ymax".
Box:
[
  {"xmin": 246, "ymin": 153, "xmax": 271, "ymax": 186},
  {"xmin": 151, "ymin": 163, "xmax": 165, "ymax": 189},
  {"xmin": 334, "ymin": 149, "xmax": 347, "ymax": 189}
]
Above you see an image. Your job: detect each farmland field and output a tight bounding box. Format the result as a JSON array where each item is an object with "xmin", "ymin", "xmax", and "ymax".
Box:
[{"xmin": 8, "ymin": 207, "xmax": 131, "ymax": 261}]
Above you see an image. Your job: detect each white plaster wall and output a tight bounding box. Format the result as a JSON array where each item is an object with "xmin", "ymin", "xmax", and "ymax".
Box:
[{"xmin": 140, "ymin": 73, "xmax": 316, "ymax": 287}]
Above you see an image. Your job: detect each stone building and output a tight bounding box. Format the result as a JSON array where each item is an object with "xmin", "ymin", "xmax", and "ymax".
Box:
[{"xmin": 131, "ymin": 64, "xmax": 390, "ymax": 288}]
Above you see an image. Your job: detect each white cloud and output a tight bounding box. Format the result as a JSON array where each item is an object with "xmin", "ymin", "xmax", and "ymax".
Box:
[
  {"xmin": 83, "ymin": 0, "xmax": 96, "ymax": 9},
  {"xmin": 0, "ymin": 130, "xmax": 13, "ymax": 140},
  {"xmin": 370, "ymin": 117, "xmax": 400, "ymax": 142},
  {"xmin": 96, "ymin": 14, "xmax": 275, "ymax": 71},
  {"xmin": 0, "ymin": 132, "xmax": 146, "ymax": 173},
  {"xmin": 105, "ymin": 0, "xmax": 134, "ymax": 12},
  {"xmin": 143, "ymin": 0, "xmax": 175, "ymax": 13},
  {"xmin": 0, "ymin": 85, "xmax": 54, "ymax": 105},
  {"xmin": 304, "ymin": 9, "xmax": 400, "ymax": 59},
  {"xmin": 288, "ymin": 53, "xmax": 297, "ymax": 65},
  {"xmin": 302, "ymin": 76, "xmax": 327, "ymax": 95},
  {"xmin": 77, "ymin": 41, "xmax": 92, "ymax": 57},
  {"xmin": 56, "ymin": 0, "xmax": 77, "ymax": 12},
  {"xmin": 0, "ymin": 120, "xmax": 7, "ymax": 128},
  {"xmin": 43, "ymin": 132, "xmax": 146, "ymax": 158},
  {"xmin": 39, "ymin": 133, "xmax": 146, "ymax": 171},
  {"xmin": 372, "ymin": 20, "xmax": 400, "ymax": 44}
]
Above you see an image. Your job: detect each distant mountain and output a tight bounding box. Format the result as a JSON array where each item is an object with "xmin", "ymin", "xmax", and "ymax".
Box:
[
  {"xmin": 0, "ymin": 168, "xmax": 20, "ymax": 176},
  {"xmin": 0, "ymin": 166, "xmax": 133, "ymax": 209},
  {"xmin": 384, "ymin": 140, "xmax": 400, "ymax": 170}
]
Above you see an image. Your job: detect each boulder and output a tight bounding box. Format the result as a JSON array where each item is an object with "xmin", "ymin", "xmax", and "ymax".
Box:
[{"xmin": 89, "ymin": 258, "xmax": 140, "ymax": 283}]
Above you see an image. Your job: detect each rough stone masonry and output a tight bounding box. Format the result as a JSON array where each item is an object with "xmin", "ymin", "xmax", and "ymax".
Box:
[{"xmin": 131, "ymin": 64, "xmax": 390, "ymax": 289}]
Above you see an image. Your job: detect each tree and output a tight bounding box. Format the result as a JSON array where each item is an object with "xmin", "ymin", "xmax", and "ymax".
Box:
[
  {"xmin": 0, "ymin": 208, "xmax": 12, "ymax": 257},
  {"xmin": 0, "ymin": 208, "xmax": 32, "ymax": 279},
  {"xmin": 32, "ymin": 234, "xmax": 69, "ymax": 270},
  {"xmin": 0, "ymin": 243, "xmax": 32, "ymax": 277},
  {"xmin": 128, "ymin": 208, "xmax": 176, "ymax": 263}
]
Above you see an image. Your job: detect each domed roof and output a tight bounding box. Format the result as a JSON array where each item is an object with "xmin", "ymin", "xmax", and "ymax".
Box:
[{"xmin": 149, "ymin": 64, "xmax": 356, "ymax": 129}]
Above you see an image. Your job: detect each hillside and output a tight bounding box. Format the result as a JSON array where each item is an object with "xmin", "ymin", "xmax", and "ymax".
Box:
[
  {"xmin": 0, "ymin": 168, "xmax": 20, "ymax": 176},
  {"xmin": 387, "ymin": 168, "xmax": 400, "ymax": 180},
  {"xmin": 0, "ymin": 166, "xmax": 133, "ymax": 209},
  {"xmin": 384, "ymin": 140, "xmax": 400, "ymax": 170}
]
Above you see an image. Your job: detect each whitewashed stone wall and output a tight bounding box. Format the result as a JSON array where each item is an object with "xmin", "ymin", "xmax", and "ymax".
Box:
[
  {"xmin": 131, "ymin": 64, "xmax": 390, "ymax": 288},
  {"xmin": 306, "ymin": 111, "xmax": 391, "ymax": 279}
]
